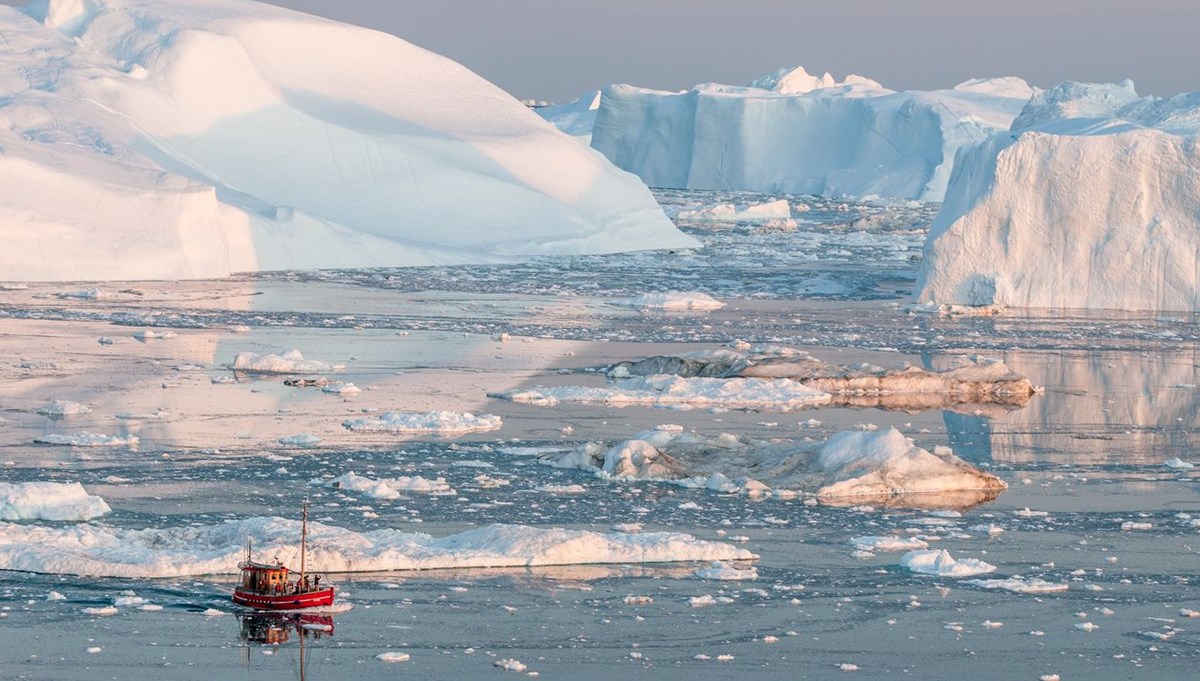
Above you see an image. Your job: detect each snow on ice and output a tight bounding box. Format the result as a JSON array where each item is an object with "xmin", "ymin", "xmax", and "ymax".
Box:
[
  {"xmin": 0, "ymin": 481, "xmax": 111, "ymax": 521},
  {"xmin": 578, "ymin": 67, "xmax": 1035, "ymax": 201},
  {"xmin": 0, "ymin": 0, "xmax": 694, "ymax": 281},
  {"xmin": 917, "ymin": 80, "xmax": 1200, "ymax": 311},
  {"xmin": 0, "ymin": 518, "xmax": 756, "ymax": 577}
]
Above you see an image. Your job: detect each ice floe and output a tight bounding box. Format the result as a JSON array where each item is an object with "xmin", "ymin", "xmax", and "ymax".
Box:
[
  {"xmin": 0, "ymin": 518, "xmax": 755, "ymax": 577},
  {"xmin": 495, "ymin": 374, "xmax": 832, "ymax": 411},
  {"xmin": 33, "ymin": 432, "xmax": 138, "ymax": 447},
  {"xmin": 0, "ymin": 481, "xmax": 111, "ymax": 521},
  {"xmin": 325, "ymin": 472, "xmax": 455, "ymax": 497},
  {"xmin": 693, "ymin": 561, "xmax": 758, "ymax": 581},
  {"xmin": 233, "ymin": 350, "xmax": 342, "ymax": 374},
  {"xmin": 36, "ymin": 400, "xmax": 92, "ymax": 417},
  {"xmin": 850, "ymin": 536, "xmax": 929, "ymax": 552},
  {"xmin": 620, "ymin": 292, "xmax": 726, "ymax": 311},
  {"xmin": 606, "ymin": 346, "xmax": 1036, "ymax": 413},
  {"xmin": 899, "ymin": 549, "xmax": 996, "ymax": 577},
  {"xmin": 538, "ymin": 426, "xmax": 1006, "ymax": 509},
  {"xmin": 676, "ymin": 199, "xmax": 792, "ymax": 222},
  {"xmin": 964, "ymin": 577, "xmax": 1069, "ymax": 594},
  {"xmin": 342, "ymin": 411, "xmax": 502, "ymax": 435}
]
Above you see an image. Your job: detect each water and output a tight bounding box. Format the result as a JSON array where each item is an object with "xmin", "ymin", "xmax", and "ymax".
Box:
[{"xmin": 0, "ymin": 189, "xmax": 1197, "ymax": 679}]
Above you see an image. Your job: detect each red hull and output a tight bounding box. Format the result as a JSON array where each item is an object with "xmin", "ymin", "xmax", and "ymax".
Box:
[{"xmin": 233, "ymin": 587, "xmax": 335, "ymax": 611}]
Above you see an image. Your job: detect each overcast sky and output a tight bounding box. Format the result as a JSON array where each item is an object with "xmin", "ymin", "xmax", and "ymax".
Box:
[{"xmin": 8, "ymin": 1, "xmax": 1197, "ymax": 101}]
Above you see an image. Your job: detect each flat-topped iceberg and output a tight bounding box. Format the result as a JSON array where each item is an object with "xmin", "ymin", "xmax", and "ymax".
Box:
[
  {"xmin": 570, "ymin": 66, "xmax": 1035, "ymax": 201},
  {"xmin": 0, "ymin": 519, "xmax": 755, "ymax": 577},
  {"xmin": 0, "ymin": 0, "xmax": 695, "ymax": 282},
  {"xmin": 917, "ymin": 80, "xmax": 1200, "ymax": 311}
]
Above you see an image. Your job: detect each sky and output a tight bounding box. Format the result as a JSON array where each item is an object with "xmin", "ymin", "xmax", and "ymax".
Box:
[
  {"xmin": 261, "ymin": 0, "xmax": 1198, "ymax": 102},
  {"xmin": 4, "ymin": 0, "xmax": 1196, "ymax": 101}
]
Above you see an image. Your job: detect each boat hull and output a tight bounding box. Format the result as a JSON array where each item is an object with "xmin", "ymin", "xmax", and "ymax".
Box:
[{"xmin": 232, "ymin": 587, "xmax": 335, "ymax": 611}]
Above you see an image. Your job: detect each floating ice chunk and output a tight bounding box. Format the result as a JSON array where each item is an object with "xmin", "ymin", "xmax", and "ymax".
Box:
[
  {"xmin": 694, "ymin": 561, "xmax": 758, "ymax": 581},
  {"xmin": 278, "ymin": 433, "xmax": 321, "ymax": 447},
  {"xmin": 900, "ymin": 549, "xmax": 996, "ymax": 577},
  {"xmin": 689, "ymin": 594, "xmax": 718, "ymax": 607},
  {"xmin": 839, "ymin": 663, "xmax": 859, "ymax": 672},
  {"xmin": 47, "ymin": 591, "xmax": 66, "ymax": 601},
  {"xmin": 623, "ymin": 595, "xmax": 653, "ymax": 605},
  {"xmin": 965, "ymin": 577, "xmax": 1069, "ymax": 594},
  {"xmin": 967, "ymin": 524, "xmax": 1005, "ymax": 535},
  {"xmin": 376, "ymin": 652, "xmax": 411, "ymax": 663},
  {"xmin": 342, "ymin": 411, "xmax": 502, "ymax": 435},
  {"xmin": 83, "ymin": 606, "xmax": 118, "ymax": 616},
  {"xmin": 494, "ymin": 659, "xmax": 527, "ymax": 672},
  {"xmin": 1180, "ymin": 608, "xmax": 1199, "ymax": 618},
  {"xmin": 87, "ymin": 646, "xmax": 102, "ymax": 654},
  {"xmin": 676, "ymin": 199, "xmax": 791, "ymax": 222},
  {"xmin": 1120, "ymin": 521, "xmax": 1152, "ymax": 531},
  {"xmin": 1164, "ymin": 458, "xmax": 1194, "ymax": 470},
  {"xmin": 0, "ymin": 482, "xmax": 110, "ymax": 521},
  {"xmin": 499, "ymin": 375, "xmax": 831, "ymax": 411},
  {"xmin": 620, "ymin": 292, "xmax": 726, "ymax": 311},
  {"xmin": 203, "ymin": 608, "xmax": 226, "ymax": 617},
  {"xmin": 233, "ymin": 350, "xmax": 342, "ymax": 374},
  {"xmin": 37, "ymin": 400, "xmax": 91, "ymax": 417},
  {"xmin": 0, "ymin": 519, "xmax": 755, "ymax": 577},
  {"xmin": 327, "ymin": 472, "xmax": 454, "ymax": 498},
  {"xmin": 535, "ymin": 484, "xmax": 587, "ymax": 494},
  {"xmin": 132, "ymin": 330, "xmax": 177, "ymax": 340},
  {"xmin": 850, "ymin": 536, "xmax": 929, "ymax": 552},
  {"xmin": 1075, "ymin": 622, "xmax": 1099, "ymax": 632},
  {"xmin": 1014, "ymin": 508, "xmax": 1049, "ymax": 518},
  {"xmin": 322, "ymin": 382, "xmax": 362, "ymax": 395},
  {"xmin": 56, "ymin": 289, "xmax": 108, "ymax": 300},
  {"xmin": 34, "ymin": 432, "xmax": 138, "ymax": 447}
]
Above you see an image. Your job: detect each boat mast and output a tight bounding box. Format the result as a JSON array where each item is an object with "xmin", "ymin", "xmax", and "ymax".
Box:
[{"xmin": 300, "ymin": 498, "xmax": 307, "ymax": 586}]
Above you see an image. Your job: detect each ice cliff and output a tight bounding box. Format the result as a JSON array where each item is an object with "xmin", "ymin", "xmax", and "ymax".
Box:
[
  {"xmin": 0, "ymin": 0, "xmax": 695, "ymax": 282},
  {"xmin": 565, "ymin": 66, "xmax": 1034, "ymax": 201},
  {"xmin": 916, "ymin": 80, "xmax": 1200, "ymax": 311}
]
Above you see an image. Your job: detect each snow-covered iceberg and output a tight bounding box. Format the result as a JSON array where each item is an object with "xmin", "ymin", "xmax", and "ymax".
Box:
[
  {"xmin": 916, "ymin": 80, "xmax": 1200, "ymax": 311},
  {"xmin": 582, "ymin": 67, "xmax": 1034, "ymax": 201},
  {"xmin": 0, "ymin": 519, "xmax": 755, "ymax": 577},
  {"xmin": 539, "ymin": 426, "xmax": 1007, "ymax": 509},
  {"xmin": 0, "ymin": 0, "xmax": 695, "ymax": 282}
]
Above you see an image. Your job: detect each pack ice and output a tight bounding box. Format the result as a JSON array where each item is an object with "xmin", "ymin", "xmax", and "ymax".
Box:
[
  {"xmin": 917, "ymin": 80, "xmax": 1200, "ymax": 311},
  {"xmin": 0, "ymin": 0, "xmax": 695, "ymax": 282},
  {"xmin": 557, "ymin": 67, "xmax": 1034, "ymax": 201}
]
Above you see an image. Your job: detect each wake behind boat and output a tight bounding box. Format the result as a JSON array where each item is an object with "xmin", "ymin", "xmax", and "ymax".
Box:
[{"xmin": 232, "ymin": 501, "xmax": 334, "ymax": 610}]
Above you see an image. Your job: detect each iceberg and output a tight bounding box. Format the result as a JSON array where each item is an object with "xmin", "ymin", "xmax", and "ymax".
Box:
[
  {"xmin": 0, "ymin": 0, "xmax": 695, "ymax": 282},
  {"xmin": 580, "ymin": 67, "xmax": 1034, "ymax": 201},
  {"xmin": 916, "ymin": 80, "xmax": 1200, "ymax": 311}
]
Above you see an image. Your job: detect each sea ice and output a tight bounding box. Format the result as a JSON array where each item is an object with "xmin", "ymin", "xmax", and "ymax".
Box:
[
  {"xmin": 33, "ymin": 432, "xmax": 138, "ymax": 447},
  {"xmin": 326, "ymin": 471, "xmax": 455, "ymax": 498},
  {"xmin": 0, "ymin": 518, "xmax": 756, "ymax": 577},
  {"xmin": 965, "ymin": 577, "xmax": 1069, "ymax": 594},
  {"xmin": 233, "ymin": 350, "xmax": 342, "ymax": 374},
  {"xmin": 620, "ymin": 292, "xmax": 726, "ymax": 311},
  {"xmin": 36, "ymin": 400, "xmax": 92, "ymax": 417}
]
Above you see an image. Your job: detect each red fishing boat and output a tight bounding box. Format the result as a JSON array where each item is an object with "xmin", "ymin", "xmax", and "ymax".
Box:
[{"xmin": 233, "ymin": 501, "xmax": 335, "ymax": 610}]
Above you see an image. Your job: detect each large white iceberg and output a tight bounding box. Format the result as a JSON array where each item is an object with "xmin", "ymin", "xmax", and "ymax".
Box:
[
  {"xmin": 0, "ymin": 481, "xmax": 111, "ymax": 521},
  {"xmin": 576, "ymin": 67, "xmax": 1035, "ymax": 201},
  {"xmin": 0, "ymin": 0, "xmax": 695, "ymax": 282},
  {"xmin": 916, "ymin": 80, "xmax": 1200, "ymax": 311}
]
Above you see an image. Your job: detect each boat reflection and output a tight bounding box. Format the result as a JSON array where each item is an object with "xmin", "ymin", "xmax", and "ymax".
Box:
[{"xmin": 238, "ymin": 612, "xmax": 335, "ymax": 646}]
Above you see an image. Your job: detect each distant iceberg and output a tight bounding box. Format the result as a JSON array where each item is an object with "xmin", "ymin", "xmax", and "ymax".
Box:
[
  {"xmin": 541, "ymin": 66, "xmax": 1035, "ymax": 201},
  {"xmin": 0, "ymin": 0, "xmax": 695, "ymax": 282},
  {"xmin": 916, "ymin": 80, "xmax": 1200, "ymax": 311}
]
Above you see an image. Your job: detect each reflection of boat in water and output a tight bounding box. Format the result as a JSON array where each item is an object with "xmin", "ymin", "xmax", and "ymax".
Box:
[
  {"xmin": 233, "ymin": 500, "xmax": 335, "ymax": 610},
  {"xmin": 239, "ymin": 612, "xmax": 335, "ymax": 645}
]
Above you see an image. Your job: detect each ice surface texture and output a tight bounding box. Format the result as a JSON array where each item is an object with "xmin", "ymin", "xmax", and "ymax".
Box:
[
  {"xmin": 917, "ymin": 80, "xmax": 1200, "ymax": 311},
  {"xmin": 0, "ymin": 0, "xmax": 695, "ymax": 281}
]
